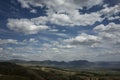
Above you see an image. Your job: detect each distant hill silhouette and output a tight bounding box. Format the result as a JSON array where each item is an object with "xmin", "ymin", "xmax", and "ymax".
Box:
[{"xmin": 2, "ymin": 59, "xmax": 120, "ymax": 69}]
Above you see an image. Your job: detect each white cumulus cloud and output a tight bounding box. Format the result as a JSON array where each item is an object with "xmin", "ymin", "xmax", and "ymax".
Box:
[
  {"xmin": 7, "ymin": 18, "xmax": 49, "ymax": 34},
  {"xmin": 64, "ymin": 33, "xmax": 100, "ymax": 45}
]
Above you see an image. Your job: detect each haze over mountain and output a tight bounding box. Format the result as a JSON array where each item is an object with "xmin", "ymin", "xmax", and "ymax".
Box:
[{"xmin": 1, "ymin": 59, "xmax": 120, "ymax": 69}]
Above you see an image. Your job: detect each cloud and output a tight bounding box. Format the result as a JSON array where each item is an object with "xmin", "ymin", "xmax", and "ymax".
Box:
[
  {"xmin": 69, "ymin": 12, "xmax": 102, "ymax": 26},
  {"xmin": 73, "ymin": 0, "xmax": 103, "ymax": 9},
  {"xmin": 58, "ymin": 45, "xmax": 76, "ymax": 49},
  {"xmin": 92, "ymin": 22, "xmax": 120, "ymax": 58},
  {"xmin": 49, "ymin": 29, "xmax": 58, "ymax": 32},
  {"xmin": 50, "ymin": 13, "xmax": 72, "ymax": 26},
  {"xmin": 22, "ymin": 38, "xmax": 39, "ymax": 44},
  {"xmin": 50, "ymin": 11, "xmax": 103, "ymax": 26},
  {"xmin": 30, "ymin": 9, "xmax": 37, "ymax": 13},
  {"xmin": 0, "ymin": 39, "xmax": 18, "ymax": 44},
  {"xmin": 17, "ymin": 0, "xmax": 43, "ymax": 8},
  {"xmin": 94, "ymin": 23, "xmax": 120, "ymax": 40},
  {"xmin": 8, "ymin": 0, "xmax": 120, "ymax": 35},
  {"xmin": 0, "ymin": 48, "xmax": 3, "ymax": 52},
  {"xmin": 7, "ymin": 0, "xmax": 119, "ymax": 35},
  {"xmin": 58, "ymin": 22, "xmax": 120, "ymax": 61},
  {"xmin": 7, "ymin": 18, "xmax": 49, "ymax": 34},
  {"xmin": 108, "ymin": 16, "xmax": 120, "ymax": 20},
  {"xmin": 0, "ymin": 47, "xmax": 27, "ymax": 60},
  {"xmin": 8, "ymin": 8, "xmax": 103, "ymax": 32},
  {"xmin": 2, "ymin": 0, "xmax": 120, "ymax": 61},
  {"xmin": 64, "ymin": 33, "xmax": 100, "ymax": 46},
  {"xmin": 7, "ymin": 9, "xmax": 103, "ymax": 34},
  {"xmin": 99, "ymin": 4, "xmax": 120, "ymax": 17},
  {"xmin": 18, "ymin": 0, "xmax": 103, "ymax": 9}
]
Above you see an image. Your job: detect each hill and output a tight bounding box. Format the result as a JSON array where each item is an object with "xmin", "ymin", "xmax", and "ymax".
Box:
[
  {"xmin": 0, "ymin": 62, "xmax": 120, "ymax": 80},
  {"xmin": 0, "ymin": 62, "xmax": 45, "ymax": 80},
  {"xmin": 5, "ymin": 59, "xmax": 120, "ymax": 69}
]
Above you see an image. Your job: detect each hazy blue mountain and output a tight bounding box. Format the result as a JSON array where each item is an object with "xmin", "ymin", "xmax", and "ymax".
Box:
[{"xmin": 2, "ymin": 59, "xmax": 120, "ymax": 69}]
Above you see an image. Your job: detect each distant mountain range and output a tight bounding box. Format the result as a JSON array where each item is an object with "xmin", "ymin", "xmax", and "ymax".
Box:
[
  {"xmin": 1, "ymin": 59, "xmax": 120, "ymax": 69},
  {"xmin": 0, "ymin": 62, "xmax": 120, "ymax": 80}
]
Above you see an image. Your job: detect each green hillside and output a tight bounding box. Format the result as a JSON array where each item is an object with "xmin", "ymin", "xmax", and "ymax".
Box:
[{"xmin": 0, "ymin": 62, "xmax": 120, "ymax": 80}]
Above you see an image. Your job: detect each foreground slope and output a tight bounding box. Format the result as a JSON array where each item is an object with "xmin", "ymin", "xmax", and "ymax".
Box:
[
  {"xmin": 0, "ymin": 62, "xmax": 120, "ymax": 80},
  {"xmin": 0, "ymin": 62, "xmax": 45, "ymax": 80}
]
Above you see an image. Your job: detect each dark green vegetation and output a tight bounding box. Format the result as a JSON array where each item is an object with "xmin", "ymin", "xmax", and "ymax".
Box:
[{"xmin": 0, "ymin": 62, "xmax": 120, "ymax": 80}]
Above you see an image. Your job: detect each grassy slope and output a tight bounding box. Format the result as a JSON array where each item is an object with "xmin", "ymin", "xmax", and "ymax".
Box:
[{"xmin": 0, "ymin": 62, "xmax": 120, "ymax": 80}]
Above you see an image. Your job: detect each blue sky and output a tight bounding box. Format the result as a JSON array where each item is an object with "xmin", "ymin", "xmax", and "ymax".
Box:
[{"xmin": 0, "ymin": 0, "xmax": 120, "ymax": 61}]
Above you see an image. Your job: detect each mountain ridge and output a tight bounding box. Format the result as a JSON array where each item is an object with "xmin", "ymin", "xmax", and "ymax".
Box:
[{"xmin": 1, "ymin": 59, "xmax": 120, "ymax": 69}]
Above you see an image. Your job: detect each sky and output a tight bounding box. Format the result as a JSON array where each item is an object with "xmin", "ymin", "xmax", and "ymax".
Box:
[{"xmin": 0, "ymin": 0, "xmax": 120, "ymax": 61}]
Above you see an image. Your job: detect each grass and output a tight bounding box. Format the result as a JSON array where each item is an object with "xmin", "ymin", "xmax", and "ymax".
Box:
[{"xmin": 0, "ymin": 62, "xmax": 120, "ymax": 80}]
